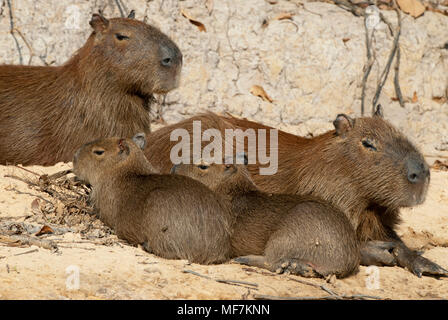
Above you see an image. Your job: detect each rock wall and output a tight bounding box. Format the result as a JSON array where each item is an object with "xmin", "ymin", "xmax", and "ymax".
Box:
[{"xmin": 0, "ymin": 0, "xmax": 447, "ymax": 154}]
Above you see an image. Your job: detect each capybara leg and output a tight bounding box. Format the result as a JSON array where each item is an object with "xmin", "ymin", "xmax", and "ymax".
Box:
[
  {"xmin": 360, "ymin": 241, "xmax": 397, "ymax": 266},
  {"xmin": 393, "ymin": 243, "xmax": 448, "ymax": 278}
]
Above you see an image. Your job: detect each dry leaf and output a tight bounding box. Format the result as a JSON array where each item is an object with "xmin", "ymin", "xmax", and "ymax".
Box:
[
  {"xmin": 412, "ymin": 91, "xmax": 418, "ymax": 103},
  {"xmin": 432, "ymin": 96, "xmax": 447, "ymax": 104},
  {"xmin": 396, "ymin": 0, "xmax": 425, "ymax": 18},
  {"xmin": 250, "ymin": 85, "xmax": 273, "ymax": 103},
  {"xmin": 35, "ymin": 225, "xmax": 54, "ymax": 237},
  {"xmin": 431, "ymin": 160, "xmax": 448, "ymax": 171},
  {"xmin": 181, "ymin": 9, "xmax": 206, "ymax": 32},
  {"xmin": 273, "ymin": 12, "xmax": 294, "ymax": 21},
  {"xmin": 342, "ymin": 38, "xmax": 351, "ymax": 43},
  {"xmin": 31, "ymin": 198, "xmax": 40, "ymax": 210}
]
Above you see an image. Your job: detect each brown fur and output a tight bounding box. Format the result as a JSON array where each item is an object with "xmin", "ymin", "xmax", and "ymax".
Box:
[
  {"xmin": 72, "ymin": 134, "xmax": 233, "ymax": 265},
  {"xmin": 0, "ymin": 13, "xmax": 182, "ymax": 166},
  {"xmin": 172, "ymin": 161, "xmax": 360, "ymax": 278},
  {"xmin": 145, "ymin": 111, "xmax": 448, "ymax": 276}
]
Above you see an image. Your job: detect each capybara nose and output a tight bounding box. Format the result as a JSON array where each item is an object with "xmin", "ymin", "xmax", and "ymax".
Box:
[
  {"xmin": 160, "ymin": 44, "xmax": 182, "ymax": 67},
  {"xmin": 406, "ymin": 157, "xmax": 429, "ymax": 184},
  {"xmin": 170, "ymin": 164, "xmax": 179, "ymax": 174}
]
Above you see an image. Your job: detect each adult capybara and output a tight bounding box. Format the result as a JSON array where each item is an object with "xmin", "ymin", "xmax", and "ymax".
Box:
[
  {"xmin": 145, "ymin": 106, "xmax": 447, "ymax": 277},
  {"xmin": 172, "ymin": 156, "xmax": 360, "ymax": 278},
  {"xmin": 0, "ymin": 12, "xmax": 182, "ymax": 166},
  {"xmin": 72, "ymin": 133, "xmax": 233, "ymax": 265}
]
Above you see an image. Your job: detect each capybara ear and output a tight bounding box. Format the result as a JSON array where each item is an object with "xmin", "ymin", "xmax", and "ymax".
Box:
[
  {"xmin": 118, "ymin": 139, "xmax": 130, "ymax": 155},
  {"xmin": 373, "ymin": 104, "xmax": 384, "ymax": 118},
  {"xmin": 236, "ymin": 152, "xmax": 248, "ymax": 166},
  {"xmin": 132, "ymin": 132, "xmax": 147, "ymax": 150},
  {"xmin": 333, "ymin": 114, "xmax": 354, "ymax": 137},
  {"xmin": 127, "ymin": 10, "xmax": 136, "ymax": 19},
  {"xmin": 89, "ymin": 13, "xmax": 110, "ymax": 33}
]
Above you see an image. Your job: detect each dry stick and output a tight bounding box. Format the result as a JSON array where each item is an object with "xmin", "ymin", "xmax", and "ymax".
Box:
[
  {"xmin": 331, "ymin": 0, "xmax": 365, "ymax": 16},
  {"xmin": 0, "ymin": 234, "xmax": 58, "ymax": 251},
  {"xmin": 13, "ymin": 248, "xmax": 38, "ymax": 256},
  {"xmin": 287, "ymin": 276, "xmax": 338, "ymax": 296},
  {"xmin": 6, "ymin": 0, "xmax": 23, "ymax": 64},
  {"xmin": 253, "ymin": 293, "xmax": 383, "ymax": 300},
  {"xmin": 361, "ymin": 15, "xmax": 374, "ymax": 116},
  {"xmin": 182, "ymin": 269, "xmax": 259, "ymax": 290},
  {"xmin": 12, "ymin": 27, "xmax": 34, "ymax": 65},
  {"xmin": 392, "ymin": 2, "xmax": 404, "ymax": 108},
  {"xmin": 371, "ymin": 10, "xmax": 401, "ymax": 113}
]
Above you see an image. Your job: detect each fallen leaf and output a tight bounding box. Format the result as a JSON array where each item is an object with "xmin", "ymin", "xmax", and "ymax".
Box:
[
  {"xmin": 432, "ymin": 96, "xmax": 447, "ymax": 104},
  {"xmin": 431, "ymin": 160, "xmax": 448, "ymax": 171},
  {"xmin": 35, "ymin": 225, "xmax": 54, "ymax": 237},
  {"xmin": 181, "ymin": 9, "xmax": 206, "ymax": 32},
  {"xmin": 250, "ymin": 85, "xmax": 273, "ymax": 103},
  {"xmin": 342, "ymin": 38, "xmax": 351, "ymax": 43},
  {"xmin": 273, "ymin": 12, "xmax": 294, "ymax": 21},
  {"xmin": 31, "ymin": 198, "xmax": 40, "ymax": 210},
  {"xmin": 411, "ymin": 91, "xmax": 418, "ymax": 103},
  {"xmin": 396, "ymin": 0, "xmax": 425, "ymax": 18}
]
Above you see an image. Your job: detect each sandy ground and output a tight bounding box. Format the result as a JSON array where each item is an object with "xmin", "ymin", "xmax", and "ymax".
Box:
[{"xmin": 0, "ymin": 161, "xmax": 447, "ymax": 300}]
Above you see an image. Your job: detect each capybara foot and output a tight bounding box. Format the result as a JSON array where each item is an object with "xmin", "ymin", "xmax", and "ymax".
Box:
[
  {"xmin": 360, "ymin": 240, "xmax": 397, "ymax": 266},
  {"xmin": 233, "ymin": 255, "xmax": 321, "ymax": 278},
  {"xmin": 393, "ymin": 246, "xmax": 448, "ymax": 278},
  {"xmin": 270, "ymin": 258, "xmax": 321, "ymax": 278}
]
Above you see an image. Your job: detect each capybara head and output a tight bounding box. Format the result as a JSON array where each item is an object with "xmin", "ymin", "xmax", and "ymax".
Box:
[
  {"xmin": 88, "ymin": 12, "xmax": 182, "ymax": 95},
  {"xmin": 73, "ymin": 132, "xmax": 148, "ymax": 185},
  {"xmin": 332, "ymin": 105, "xmax": 430, "ymax": 208},
  {"xmin": 171, "ymin": 153, "xmax": 253, "ymax": 192}
]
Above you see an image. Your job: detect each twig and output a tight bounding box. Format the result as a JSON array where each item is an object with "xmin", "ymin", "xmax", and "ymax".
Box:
[
  {"xmin": 13, "ymin": 248, "xmax": 38, "ymax": 256},
  {"xmin": 182, "ymin": 269, "xmax": 259, "ymax": 290},
  {"xmin": 372, "ymin": 9, "xmax": 401, "ymax": 113},
  {"xmin": 253, "ymin": 293, "xmax": 383, "ymax": 300},
  {"xmin": 361, "ymin": 12, "xmax": 375, "ymax": 116},
  {"xmin": 6, "ymin": 0, "xmax": 23, "ymax": 64},
  {"xmin": 288, "ymin": 277, "xmax": 338, "ymax": 296},
  {"xmin": 13, "ymin": 165, "xmax": 41, "ymax": 176},
  {"xmin": 392, "ymin": 1, "xmax": 404, "ymax": 108},
  {"xmin": 12, "ymin": 27, "xmax": 33, "ymax": 65},
  {"xmin": 0, "ymin": 234, "xmax": 58, "ymax": 251}
]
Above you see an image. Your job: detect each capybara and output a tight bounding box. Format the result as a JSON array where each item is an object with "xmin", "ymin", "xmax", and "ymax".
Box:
[
  {"xmin": 72, "ymin": 133, "xmax": 233, "ymax": 264},
  {"xmin": 0, "ymin": 12, "xmax": 182, "ymax": 166},
  {"xmin": 172, "ymin": 156, "xmax": 360, "ymax": 278},
  {"xmin": 145, "ymin": 107, "xmax": 447, "ymax": 277}
]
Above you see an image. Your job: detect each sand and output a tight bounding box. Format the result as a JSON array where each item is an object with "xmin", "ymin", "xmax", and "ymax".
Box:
[{"xmin": 0, "ymin": 162, "xmax": 447, "ymax": 300}]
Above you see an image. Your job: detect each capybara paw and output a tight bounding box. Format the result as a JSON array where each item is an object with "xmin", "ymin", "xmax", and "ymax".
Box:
[
  {"xmin": 271, "ymin": 259, "xmax": 321, "ymax": 278},
  {"xmin": 360, "ymin": 240, "xmax": 397, "ymax": 267},
  {"xmin": 406, "ymin": 255, "xmax": 448, "ymax": 278}
]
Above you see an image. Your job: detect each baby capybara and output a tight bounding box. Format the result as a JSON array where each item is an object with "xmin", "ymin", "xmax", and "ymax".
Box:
[
  {"xmin": 0, "ymin": 12, "xmax": 182, "ymax": 166},
  {"xmin": 72, "ymin": 133, "xmax": 233, "ymax": 265},
  {"xmin": 172, "ymin": 156, "xmax": 360, "ymax": 279},
  {"xmin": 145, "ymin": 107, "xmax": 447, "ymax": 277}
]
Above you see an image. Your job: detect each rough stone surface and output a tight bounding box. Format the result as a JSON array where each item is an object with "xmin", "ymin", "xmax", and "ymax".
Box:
[{"xmin": 0, "ymin": 0, "xmax": 447, "ymax": 155}]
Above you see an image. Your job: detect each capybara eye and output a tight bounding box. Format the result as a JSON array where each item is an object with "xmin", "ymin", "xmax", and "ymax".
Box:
[
  {"xmin": 362, "ymin": 139, "xmax": 377, "ymax": 151},
  {"xmin": 115, "ymin": 33, "xmax": 129, "ymax": 41},
  {"xmin": 198, "ymin": 165, "xmax": 209, "ymax": 170},
  {"xmin": 93, "ymin": 149, "xmax": 105, "ymax": 156}
]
